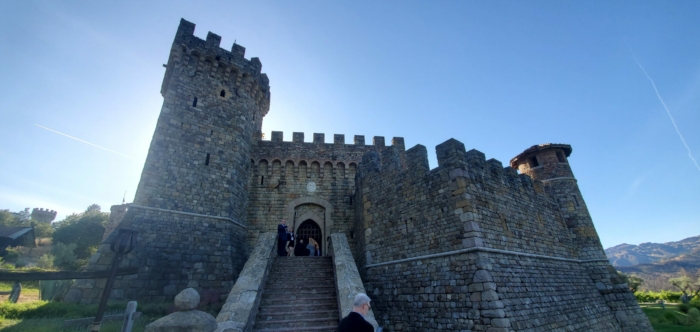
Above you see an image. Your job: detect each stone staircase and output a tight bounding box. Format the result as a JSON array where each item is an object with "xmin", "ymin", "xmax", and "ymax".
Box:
[{"xmin": 253, "ymin": 256, "xmax": 339, "ymax": 332}]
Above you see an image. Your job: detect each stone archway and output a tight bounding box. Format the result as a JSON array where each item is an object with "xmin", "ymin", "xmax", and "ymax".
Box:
[
  {"xmin": 296, "ymin": 219, "xmax": 323, "ymax": 256},
  {"xmin": 286, "ymin": 197, "xmax": 333, "ymax": 256}
]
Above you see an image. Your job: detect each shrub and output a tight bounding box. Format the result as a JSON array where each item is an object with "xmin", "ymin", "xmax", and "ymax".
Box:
[
  {"xmin": 14, "ymin": 258, "xmax": 28, "ymax": 268},
  {"xmin": 37, "ymin": 254, "xmax": 54, "ymax": 269},
  {"xmin": 659, "ymin": 290, "xmax": 682, "ymax": 303},
  {"xmin": 51, "ymin": 243, "xmax": 78, "ymax": 270},
  {"xmin": 663, "ymin": 311, "xmax": 678, "ymax": 324},
  {"xmin": 679, "ymin": 303, "xmax": 691, "ymax": 313},
  {"xmin": 690, "ymin": 298, "xmax": 700, "ymax": 311},
  {"xmin": 3, "ymin": 249, "xmax": 20, "ymax": 263},
  {"xmin": 687, "ymin": 308, "xmax": 700, "ymax": 324}
]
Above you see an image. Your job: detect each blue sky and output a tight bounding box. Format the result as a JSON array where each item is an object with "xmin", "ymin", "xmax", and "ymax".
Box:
[{"xmin": 0, "ymin": 1, "xmax": 698, "ymax": 249}]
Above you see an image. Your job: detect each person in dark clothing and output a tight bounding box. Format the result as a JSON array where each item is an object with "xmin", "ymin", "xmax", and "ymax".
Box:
[
  {"xmin": 294, "ymin": 238, "xmax": 306, "ymax": 257},
  {"xmin": 338, "ymin": 293, "xmax": 374, "ymax": 332},
  {"xmin": 277, "ymin": 219, "xmax": 288, "ymax": 256}
]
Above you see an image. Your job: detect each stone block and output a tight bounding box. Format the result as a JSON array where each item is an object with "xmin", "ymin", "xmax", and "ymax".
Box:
[
  {"xmin": 481, "ymin": 309, "xmax": 505, "ymax": 318},
  {"xmin": 164, "ymin": 285, "xmax": 178, "ymax": 296},
  {"xmin": 473, "ymin": 270, "xmax": 493, "ymax": 283}
]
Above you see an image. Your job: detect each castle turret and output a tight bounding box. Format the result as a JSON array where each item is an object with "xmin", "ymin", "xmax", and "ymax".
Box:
[
  {"xmin": 31, "ymin": 208, "xmax": 57, "ymax": 223},
  {"xmin": 134, "ymin": 18, "xmax": 270, "ymax": 222},
  {"xmin": 510, "ymin": 143, "xmax": 605, "ymax": 260}
]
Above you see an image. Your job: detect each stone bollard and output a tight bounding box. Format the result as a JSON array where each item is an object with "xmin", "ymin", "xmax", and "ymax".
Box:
[{"xmin": 145, "ymin": 288, "xmax": 218, "ymax": 332}]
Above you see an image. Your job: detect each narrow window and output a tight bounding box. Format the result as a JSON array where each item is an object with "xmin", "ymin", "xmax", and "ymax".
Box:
[
  {"xmin": 220, "ymin": 90, "xmax": 226, "ymax": 97},
  {"xmin": 530, "ymin": 156, "xmax": 539, "ymax": 167},
  {"xmin": 573, "ymin": 195, "xmax": 580, "ymax": 207},
  {"xmin": 181, "ymin": 122, "xmax": 184, "ymax": 128},
  {"xmin": 205, "ymin": 153, "xmax": 210, "ymax": 166},
  {"xmin": 556, "ymin": 151, "xmax": 566, "ymax": 163},
  {"xmin": 192, "ymin": 97, "xmax": 198, "ymax": 107},
  {"xmin": 260, "ymin": 176, "xmax": 264, "ymax": 185},
  {"xmin": 210, "ymin": 130, "xmax": 214, "ymax": 135},
  {"xmin": 349, "ymin": 196, "xmax": 353, "ymax": 206}
]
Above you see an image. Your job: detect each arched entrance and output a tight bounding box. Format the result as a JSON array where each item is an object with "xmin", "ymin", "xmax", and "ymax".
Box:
[
  {"xmin": 286, "ymin": 197, "xmax": 333, "ymax": 256},
  {"xmin": 296, "ymin": 220, "xmax": 322, "ymax": 256}
]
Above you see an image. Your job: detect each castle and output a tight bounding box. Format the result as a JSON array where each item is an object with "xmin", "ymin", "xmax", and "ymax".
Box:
[{"xmin": 67, "ymin": 19, "xmax": 652, "ymax": 331}]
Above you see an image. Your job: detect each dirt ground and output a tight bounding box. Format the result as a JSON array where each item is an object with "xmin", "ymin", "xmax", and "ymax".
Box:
[{"xmin": 0, "ymin": 289, "xmax": 40, "ymax": 303}]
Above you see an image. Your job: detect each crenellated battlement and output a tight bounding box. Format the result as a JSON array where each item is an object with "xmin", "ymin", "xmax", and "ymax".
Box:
[
  {"xmin": 31, "ymin": 208, "xmax": 57, "ymax": 223},
  {"xmin": 265, "ymin": 131, "xmax": 401, "ymax": 147},
  {"xmin": 252, "ymin": 133, "xmax": 405, "ymax": 178},
  {"xmin": 161, "ymin": 19, "xmax": 270, "ymax": 113},
  {"xmin": 361, "ymin": 138, "xmax": 549, "ymax": 196}
]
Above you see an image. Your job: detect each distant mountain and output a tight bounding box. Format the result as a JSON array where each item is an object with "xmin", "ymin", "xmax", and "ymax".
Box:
[
  {"xmin": 616, "ymin": 247, "xmax": 700, "ymax": 274},
  {"xmin": 605, "ymin": 235, "xmax": 700, "ymax": 267}
]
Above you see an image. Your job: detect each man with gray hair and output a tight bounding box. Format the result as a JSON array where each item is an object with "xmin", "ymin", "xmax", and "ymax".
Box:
[{"xmin": 338, "ymin": 293, "xmax": 374, "ymax": 332}]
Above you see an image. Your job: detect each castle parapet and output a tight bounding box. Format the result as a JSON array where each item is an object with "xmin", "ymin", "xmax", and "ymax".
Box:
[
  {"xmin": 436, "ymin": 138, "xmax": 468, "ymax": 169},
  {"xmin": 162, "ymin": 19, "xmax": 270, "ymax": 113},
  {"xmin": 31, "ymin": 208, "xmax": 57, "ymax": 223},
  {"xmin": 260, "ymin": 132, "xmax": 403, "ymax": 148}
]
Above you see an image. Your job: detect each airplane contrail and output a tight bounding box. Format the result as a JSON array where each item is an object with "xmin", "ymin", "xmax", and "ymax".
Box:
[
  {"xmin": 34, "ymin": 124, "xmax": 133, "ymax": 159},
  {"xmin": 632, "ymin": 55, "xmax": 700, "ymax": 173}
]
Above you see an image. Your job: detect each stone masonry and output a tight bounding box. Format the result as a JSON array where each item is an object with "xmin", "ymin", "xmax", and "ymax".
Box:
[{"xmin": 68, "ymin": 19, "xmax": 652, "ymax": 331}]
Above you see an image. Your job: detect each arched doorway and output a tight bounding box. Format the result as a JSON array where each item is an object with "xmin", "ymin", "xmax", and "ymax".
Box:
[{"xmin": 297, "ymin": 219, "xmax": 322, "ymax": 256}]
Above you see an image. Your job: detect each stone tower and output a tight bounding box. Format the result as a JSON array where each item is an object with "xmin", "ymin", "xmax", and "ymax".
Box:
[
  {"xmin": 65, "ymin": 19, "xmax": 269, "ymax": 304},
  {"xmin": 510, "ymin": 143, "xmax": 605, "ymax": 260},
  {"xmin": 133, "ymin": 18, "xmax": 270, "ymax": 222},
  {"xmin": 30, "ymin": 208, "xmax": 57, "ymax": 223}
]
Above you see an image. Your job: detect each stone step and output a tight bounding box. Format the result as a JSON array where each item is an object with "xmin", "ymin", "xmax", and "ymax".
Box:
[
  {"xmin": 253, "ymin": 325, "xmax": 337, "ymax": 332},
  {"xmin": 269, "ymin": 266, "xmax": 334, "ymax": 271},
  {"xmin": 264, "ymin": 281, "xmax": 336, "ymax": 288},
  {"xmin": 266, "ymin": 275, "xmax": 335, "ymax": 282},
  {"xmin": 261, "ymin": 292, "xmax": 337, "ymax": 302},
  {"xmin": 262, "ymin": 292, "xmax": 337, "ymax": 301},
  {"xmin": 258, "ymin": 302, "xmax": 338, "ymax": 313},
  {"xmin": 254, "ymin": 317, "xmax": 339, "ymax": 330},
  {"xmin": 257, "ymin": 309, "xmax": 338, "ymax": 321},
  {"xmin": 260, "ymin": 295, "xmax": 337, "ymax": 306},
  {"xmin": 265, "ymin": 282, "xmax": 335, "ymax": 294},
  {"xmin": 273, "ymin": 260, "xmax": 332, "ymax": 264},
  {"xmin": 272, "ymin": 264, "xmax": 332, "ymax": 268},
  {"xmin": 267, "ymin": 272, "xmax": 334, "ymax": 279}
]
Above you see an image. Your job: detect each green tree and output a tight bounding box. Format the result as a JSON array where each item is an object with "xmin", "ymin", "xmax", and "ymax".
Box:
[
  {"xmin": 618, "ymin": 272, "xmax": 644, "ymax": 293},
  {"xmin": 12, "ymin": 208, "xmax": 31, "ymax": 224},
  {"xmin": 31, "ymin": 221, "xmax": 54, "ymax": 239},
  {"xmin": 0, "ymin": 210, "xmax": 18, "ymax": 226},
  {"xmin": 52, "ymin": 205, "xmax": 109, "ymax": 260},
  {"xmin": 669, "ymin": 275, "xmax": 700, "ymax": 304},
  {"xmin": 51, "ymin": 242, "xmax": 78, "ymax": 270}
]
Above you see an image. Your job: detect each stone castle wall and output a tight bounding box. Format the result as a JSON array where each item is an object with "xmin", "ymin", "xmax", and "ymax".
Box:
[
  {"xmin": 246, "ymin": 135, "xmax": 404, "ymax": 250},
  {"xmin": 353, "ymin": 140, "xmax": 581, "ymax": 269},
  {"xmin": 353, "ymin": 139, "xmax": 652, "ymax": 331},
  {"xmin": 66, "ymin": 206, "xmax": 247, "ymax": 304},
  {"xmin": 65, "ymin": 20, "xmax": 651, "ymax": 331}
]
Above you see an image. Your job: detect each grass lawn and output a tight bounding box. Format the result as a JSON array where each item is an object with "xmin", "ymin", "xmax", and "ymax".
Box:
[
  {"xmin": 0, "ymin": 284, "xmax": 223, "ymax": 332},
  {"xmin": 0, "ymin": 283, "xmax": 172, "ymax": 332},
  {"xmin": 0, "ymin": 299, "xmax": 168, "ymax": 332},
  {"xmin": 640, "ymin": 302, "xmax": 700, "ymax": 332}
]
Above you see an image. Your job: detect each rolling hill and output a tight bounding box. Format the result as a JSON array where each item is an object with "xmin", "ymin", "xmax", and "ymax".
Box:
[{"xmin": 605, "ymin": 235, "xmax": 700, "ymax": 267}]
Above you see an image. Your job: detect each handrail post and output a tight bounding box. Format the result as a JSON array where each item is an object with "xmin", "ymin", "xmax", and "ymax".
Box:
[{"xmin": 91, "ymin": 229, "xmax": 137, "ymax": 331}]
